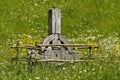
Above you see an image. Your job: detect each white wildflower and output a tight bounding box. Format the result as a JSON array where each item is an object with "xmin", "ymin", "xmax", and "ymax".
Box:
[
  {"xmin": 92, "ymin": 68, "xmax": 95, "ymax": 71},
  {"xmin": 45, "ymin": 77, "xmax": 49, "ymax": 80},
  {"xmin": 79, "ymin": 71, "xmax": 82, "ymax": 74},
  {"xmin": 83, "ymin": 69, "xmax": 87, "ymax": 73},
  {"xmin": 35, "ymin": 77, "xmax": 40, "ymax": 80},
  {"xmin": 34, "ymin": 3, "xmax": 38, "ymax": 6},
  {"xmin": 63, "ymin": 67, "xmax": 66, "ymax": 70}
]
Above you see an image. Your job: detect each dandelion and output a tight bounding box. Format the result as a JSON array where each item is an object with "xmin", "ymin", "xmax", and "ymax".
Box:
[
  {"xmin": 115, "ymin": 45, "xmax": 120, "ymax": 50},
  {"xmin": 19, "ymin": 41, "xmax": 23, "ymax": 46},
  {"xmin": 74, "ymin": 47, "xmax": 78, "ymax": 50},
  {"xmin": 23, "ymin": 33, "xmax": 27, "ymax": 37},
  {"xmin": 87, "ymin": 40, "xmax": 92, "ymax": 44}
]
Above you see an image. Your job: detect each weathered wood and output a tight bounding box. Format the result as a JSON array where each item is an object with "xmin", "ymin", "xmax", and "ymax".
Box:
[
  {"xmin": 37, "ymin": 59, "xmax": 94, "ymax": 62},
  {"xmin": 17, "ymin": 58, "xmax": 94, "ymax": 62},
  {"xmin": 11, "ymin": 44, "xmax": 98, "ymax": 49},
  {"xmin": 48, "ymin": 8, "xmax": 61, "ymax": 35},
  {"xmin": 36, "ymin": 44, "xmax": 98, "ymax": 47},
  {"xmin": 10, "ymin": 7, "xmax": 98, "ymax": 62}
]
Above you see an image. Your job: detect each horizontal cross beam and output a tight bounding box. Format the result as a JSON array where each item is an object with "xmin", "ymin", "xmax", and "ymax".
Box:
[
  {"xmin": 16, "ymin": 58, "xmax": 95, "ymax": 62},
  {"xmin": 36, "ymin": 44, "xmax": 98, "ymax": 48},
  {"xmin": 11, "ymin": 44, "xmax": 98, "ymax": 49}
]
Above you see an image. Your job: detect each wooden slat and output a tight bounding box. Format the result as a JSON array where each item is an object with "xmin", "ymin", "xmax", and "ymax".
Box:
[
  {"xmin": 17, "ymin": 58, "xmax": 94, "ymax": 62},
  {"xmin": 48, "ymin": 8, "xmax": 61, "ymax": 35},
  {"xmin": 37, "ymin": 59, "xmax": 94, "ymax": 62},
  {"xmin": 11, "ymin": 44, "xmax": 98, "ymax": 49},
  {"xmin": 36, "ymin": 44, "xmax": 98, "ymax": 47}
]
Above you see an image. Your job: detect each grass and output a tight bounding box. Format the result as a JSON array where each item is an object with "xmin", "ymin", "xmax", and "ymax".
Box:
[
  {"xmin": 0, "ymin": 0, "xmax": 120, "ymax": 80},
  {"xmin": 0, "ymin": 58, "xmax": 120, "ymax": 80}
]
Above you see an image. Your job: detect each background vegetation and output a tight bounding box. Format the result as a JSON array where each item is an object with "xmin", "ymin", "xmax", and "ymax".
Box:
[{"xmin": 0, "ymin": 0, "xmax": 120, "ymax": 80}]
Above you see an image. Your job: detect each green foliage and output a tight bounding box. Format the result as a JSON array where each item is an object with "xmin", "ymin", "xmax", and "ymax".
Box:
[{"xmin": 0, "ymin": 0, "xmax": 120, "ymax": 80}]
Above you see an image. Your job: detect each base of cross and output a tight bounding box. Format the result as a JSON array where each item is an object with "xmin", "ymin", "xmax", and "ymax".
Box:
[{"xmin": 11, "ymin": 43, "xmax": 98, "ymax": 63}]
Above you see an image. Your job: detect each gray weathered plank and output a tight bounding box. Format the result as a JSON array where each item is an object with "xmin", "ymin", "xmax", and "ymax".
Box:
[{"xmin": 48, "ymin": 8, "xmax": 61, "ymax": 35}]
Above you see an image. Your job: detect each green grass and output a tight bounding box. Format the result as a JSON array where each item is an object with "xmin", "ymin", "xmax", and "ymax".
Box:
[
  {"xmin": 0, "ymin": 58, "xmax": 120, "ymax": 80},
  {"xmin": 0, "ymin": 0, "xmax": 120, "ymax": 80}
]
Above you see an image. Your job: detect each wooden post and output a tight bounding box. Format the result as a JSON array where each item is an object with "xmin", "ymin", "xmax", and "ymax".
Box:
[
  {"xmin": 48, "ymin": 7, "xmax": 61, "ymax": 35},
  {"xmin": 89, "ymin": 47, "xmax": 92, "ymax": 59}
]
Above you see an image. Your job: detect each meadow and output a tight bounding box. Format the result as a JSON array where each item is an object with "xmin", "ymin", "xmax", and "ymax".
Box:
[{"xmin": 0, "ymin": 0, "xmax": 120, "ymax": 80}]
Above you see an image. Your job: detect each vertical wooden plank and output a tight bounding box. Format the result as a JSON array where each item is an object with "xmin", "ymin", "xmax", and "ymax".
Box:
[
  {"xmin": 55, "ymin": 9, "xmax": 61, "ymax": 34},
  {"xmin": 48, "ymin": 9, "xmax": 52, "ymax": 35},
  {"xmin": 48, "ymin": 8, "xmax": 61, "ymax": 35}
]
